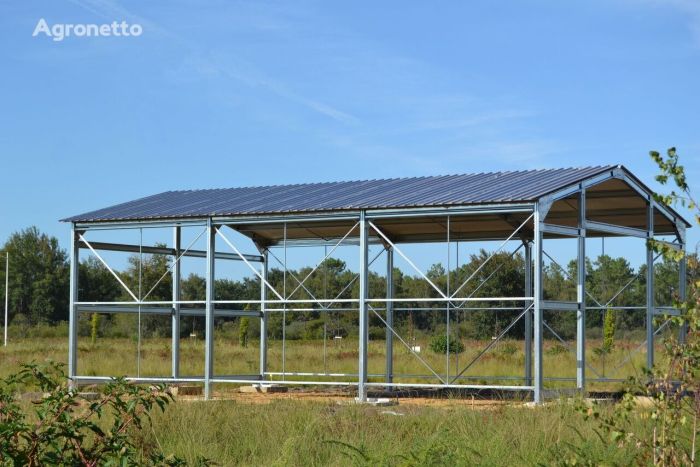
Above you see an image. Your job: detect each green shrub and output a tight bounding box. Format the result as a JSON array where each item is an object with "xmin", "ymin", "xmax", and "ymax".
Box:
[
  {"xmin": 239, "ymin": 317, "xmax": 250, "ymax": 347},
  {"xmin": 0, "ymin": 361, "xmax": 210, "ymax": 466},
  {"xmin": 545, "ymin": 343, "xmax": 568, "ymax": 356},
  {"xmin": 91, "ymin": 313, "xmax": 101, "ymax": 344},
  {"xmin": 496, "ymin": 341, "xmax": 518, "ymax": 358},
  {"xmin": 283, "ymin": 321, "xmax": 304, "ymax": 340},
  {"xmin": 303, "ymin": 319, "xmax": 326, "ymax": 340},
  {"xmin": 562, "ymin": 148, "xmax": 700, "ymax": 465},
  {"xmin": 369, "ymin": 325, "xmax": 385, "ymax": 340},
  {"xmin": 429, "ymin": 334, "xmax": 464, "ymax": 354},
  {"xmin": 602, "ymin": 308, "xmax": 616, "ymax": 352}
]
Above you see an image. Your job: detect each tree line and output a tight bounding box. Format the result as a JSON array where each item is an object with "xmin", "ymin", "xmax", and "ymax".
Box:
[{"xmin": 0, "ymin": 226, "xmax": 694, "ymax": 341}]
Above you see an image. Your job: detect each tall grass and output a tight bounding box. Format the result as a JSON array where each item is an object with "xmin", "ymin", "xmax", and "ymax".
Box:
[
  {"xmin": 0, "ymin": 337, "xmax": 663, "ymax": 465},
  {"xmin": 145, "ymin": 399, "xmax": 644, "ymax": 465}
]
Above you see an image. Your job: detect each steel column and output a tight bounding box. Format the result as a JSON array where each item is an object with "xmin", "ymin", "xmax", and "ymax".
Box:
[
  {"xmin": 646, "ymin": 205, "xmax": 655, "ymax": 369},
  {"xmin": 282, "ymin": 223, "xmax": 287, "ymax": 379},
  {"xmin": 386, "ymin": 247, "xmax": 393, "ymax": 386},
  {"xmin": 576, "ymin": 189, "xmax": 586, "ymax": 390},
  {"xmin": 68, "ymin": 226, "xmax": 79, "ymax": 387},
  {"xmin": 524, "ymin": 241, "xmax": 533, "ymax": 386},
  {"xmin": 172, "ymin": 226, "xmax": 181, "ymax": 379},
  {"xmin": 446, "ymin": 215, "xmax": 451, "ymax": 382},
  {"xmin": 204, "ymin": 220, "xmax": 215, "ymax": 399},
  {"xmin": 260, "ymin": 249, "xmax": 268, "ymax": 378},
  {"xmin": 358, "ymin": 211, "xmax": 369, "ymax": 401},
  {"xmin": 679, "ymin": 234, "xmax": 687, "ymax": 344},
  {"xmin": 533, "ymin": 206, "xmax": 544, "ymax": 403}
]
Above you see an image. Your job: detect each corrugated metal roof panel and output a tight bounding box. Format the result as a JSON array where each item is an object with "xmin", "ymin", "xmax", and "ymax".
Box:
[{"xmin": 62, "ymin": 166, "xmax": 618, "ymax": 222}]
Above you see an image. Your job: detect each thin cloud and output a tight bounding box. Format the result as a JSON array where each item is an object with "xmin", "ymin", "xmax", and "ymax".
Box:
[
  {"xmin": 626, "ymin": 0, "xmax": 700, "ymax": 46},
  {"xmin": 210, "ymin": 57, "xmax": 360, "ymax": 124},
  {"xmin": 67, "ymin": 0, "xmax": 359, "ymax": 124}
]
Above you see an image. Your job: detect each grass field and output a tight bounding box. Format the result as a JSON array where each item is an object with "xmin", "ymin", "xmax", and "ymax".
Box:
[
  {"xmin": 0, "ymin": 336, "xmax": 663, "ymax": 465},
  {"xmin": 0, "ymin": 333, "xmax": 653, "ymax": 390}
]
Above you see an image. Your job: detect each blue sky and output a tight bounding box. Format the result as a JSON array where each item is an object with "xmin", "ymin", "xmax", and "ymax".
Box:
[{"xmin": 1, "ymin": 0, "xmax": 699, "ymax": 267}]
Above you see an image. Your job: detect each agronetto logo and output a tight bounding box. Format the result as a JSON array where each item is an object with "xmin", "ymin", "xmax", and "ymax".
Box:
[{"xmin": 32, "ymin": 18, "xmax": 143, "ymax": 42}]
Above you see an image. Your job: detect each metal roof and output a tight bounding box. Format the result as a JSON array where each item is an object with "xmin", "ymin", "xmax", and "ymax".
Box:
[{"xmin": 63, "ymin": 165, "xmax": 621, "ymax": 223}]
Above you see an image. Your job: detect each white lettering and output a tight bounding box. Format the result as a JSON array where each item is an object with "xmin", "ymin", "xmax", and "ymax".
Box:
[
  {"xmin": 52, "ymin": 23, "xmax": 65, "ymax": 42},
  {"xmin": 32, "ymin": 19, "xmax": 143, "ymax": 41},
  {"xmin": 85, "ymin": 24, "xmax": 99, "ymax": 36},
  {"xmin": 129, "ymin": 24, "xmax": 142, "ymax": 36},
  {"xmin": 32, "ymin": 18, "xmax": 51, "ymax": 37}
]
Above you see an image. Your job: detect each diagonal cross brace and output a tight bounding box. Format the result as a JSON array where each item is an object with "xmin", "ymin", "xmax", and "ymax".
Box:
[
  {"xmin": 543, "ymin": 249, "xmax": 662, "ymax": 309},
  {"xmin": 612, "ymin": 318, "xmax": 671, "ymax": 372},
  {"xmin": 542, "ymin": 320, "xmax": 603, "ymax": 379},
  {"xmin": 79, "ymin": 234, "xmax": 139, "ymax": 302},
  {"xmin": 216, "ymin": 226, "xmax": 285, "ymax": 301},
  {"xmin": 369, "ymin": 221, "xmax": 448, "ymax": 300},
  {"xmin": 267, "ymin": 247, "xmax": 385, "ymax": 310},
  {"xmin": 450, "ymin": 212, "xmax": 535, "ymax": 299},
  {"xmin": 286, "ymin": 222, "xmax": 359, "ymax": 300},
  {"xmin": 141, "ymin": 227, "xmax": 207, "ymax": 302},
  {"xmin": 449, "ymin": 305, "xmax": 531, "ymax": 384},
  {"xmin": 542, "ymin": 250, "xmax": 603, "ymax": 308},
  {"xmin": 453, "ymin": 243, "xmax": 524, "ymax": 310},
  {"xmin": 369, "ymin": 304, "xmax": 446, "ymax": 384}
]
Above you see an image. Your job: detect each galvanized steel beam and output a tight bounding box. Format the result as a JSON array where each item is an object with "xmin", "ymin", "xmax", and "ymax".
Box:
[
  {"xmin": 577, "ymin": 189, "xmax": 586, "ymax": 391},
  {"xmin": 541, "ymin": 300, "xmax": 579, "ymax": 311},
  {"xmin": 358, "ymin": 211, "xmax": 369, "ymax": 401},
  {"xmin": 524, "ymin": 241, "xmax": 533, "ymax": 386},
  {"xmin": 77, "ymin": 240, "xmax": 263, "ymax": 262},
  {"xmin": 260, "ymin": 250, "xmax": 268, "ymax": 379},
  {"xmin": 540, "ymin": 223, "xmax": 580, "ymax": 237},
  {"xmin": 73, "ymin": 219, "xmax": 208, "ymax": 230},
  {"xmin": 75, "ymin": 305, "xmax": 260, "ymax": 317},
  {"xmin": 584, "ymin": 220, "xmax": 648, "ymax": 238},
  {"xmin": 68, "ymin": 227, "xmax": 79, "ymax": 387},
  {"xmin": 533, "ymin": 205, "xmax": 544, "ymax": 403},
  {"xmin": 365, "ymin": 203, "xmax": 535, "ymax": 219},
  {"xmin": 172, "ymin": 227, "xmax": 181, "ymax": 379},
  {"xmin": 385, "ymin": 247, "xmax": 394, "ymax": 386},
  {"xmin": 204, "ymin": 220, "xmax": 215, "ymax": 400}
]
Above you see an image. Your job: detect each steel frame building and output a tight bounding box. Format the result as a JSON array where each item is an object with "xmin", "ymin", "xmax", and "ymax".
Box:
[{"xmin": 62, "ymin": 165, "xmax": 689, "ymax": 403}]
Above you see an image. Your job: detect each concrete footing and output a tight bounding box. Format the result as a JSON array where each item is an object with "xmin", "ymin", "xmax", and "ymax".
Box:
[{"xmin": 350, "ymin": 397, "xmax": 398, "ymax": 407}]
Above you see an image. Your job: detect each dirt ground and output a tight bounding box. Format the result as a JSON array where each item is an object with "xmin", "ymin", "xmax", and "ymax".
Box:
[{"xmin": 176, "ymin": 386, "xmax": 519, "ymax": 409}]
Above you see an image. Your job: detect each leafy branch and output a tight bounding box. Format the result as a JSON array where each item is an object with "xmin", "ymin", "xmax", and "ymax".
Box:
[{"xmin": 0, "ymin": 361, "xmax": 210, "ymax": 466}]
